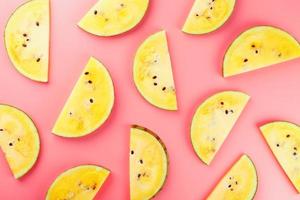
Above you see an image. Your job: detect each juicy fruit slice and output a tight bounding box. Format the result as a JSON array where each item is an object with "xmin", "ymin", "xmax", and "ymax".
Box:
[
  {"xmin": 223, "ymin": 26, "xmax": 300, "ymax": 77},
  {"xmin": 78, "ymin": 0, "xmax": 149, "ymax": 36},
  {"xmin": 260, "ymin": 121, "xmax": 300, "ymax": 192},
  {"xmin": 0, "ymin": 105, "xmax": 40, "ymax": 179},
  {"xmin": 46, "ymin": 165, "xmax": 110, "ymax": 200},
  {"xmin": 130, "ymin": 125, "xmax": 168, "ymax": 200},
  {"xmin": 183, "ymin": 0, "xmax": 235, "ymax": 34},
  {"xmin": 52, "ymin": 57, "xmax": 114, "ymax": 137},
  {"xmin": 191, "ymin": 91, "xmax": 249, "ymax": 165},
  {"xmin": 133, "ymin": 31, "xmax": 177, "ymax": 110},
  {"xmin": 207, "ymin": 155, "xmax": 257, "ymax": 200},
  {"xmin": 5, "ymin": 0, "xmax": 50, "ymax": 82}
]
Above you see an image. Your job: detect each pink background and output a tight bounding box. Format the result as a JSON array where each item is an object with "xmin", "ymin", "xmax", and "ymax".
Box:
[{"xmin": 1, "ymin": 0, "xmax": 300, "ymax": 199}]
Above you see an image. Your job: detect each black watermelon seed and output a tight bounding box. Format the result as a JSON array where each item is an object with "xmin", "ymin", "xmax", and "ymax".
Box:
[
  {"xmin": 23, "ymin": 33, "xmax": 27, "ymax": 37},
  {"xmin": 36, "ymin": 22, "xmax": 40, "ymax": 26},
  {"xmin": 244, "ymin": 58, "xmax": 248, "ymax": 62},
  {"xmin": 154, "ymin": 83, "xmax": 157, "ymax": 86},
  {"xmin": 9, "ymin": 143, "xmax": 13, "ymax": 146},
  {"xmin": 0, "ymin": 129, "xmax": 3, "ymax": 131},
  {"xmin": 36, "ymin": 58, "xmax": 41, "ymax": 62},
  {"xmin": 255, "ymin": 50, "xmax": 259, "ymax": 54},
  {"xmin": 140, "ymin": 160, "xmax": 143, "ymax": 164},
  {"xmin": 225, "ymin": 110, "xmax": 229, "ymax": 115},
  {"xmin": 210, "ymin": 7, "xmax": 213, "ymax": 10},
  {"xmin": 220, "ymin": 102, "xmax": 224, "ymax": 105},
  {"xmin": 195, "ymin": 13, "xmax": 199, "ymax": 17},
  {"xmin": 286, "ymin": 134, "xmax": 290, "ymax": 138},
  {"xmin": 131, "ymin": 150, "xmax": 134, "ymax": 155},
  {"xmin": 294, "ymin": 152, "xmax": 297, "ymax": 156},
  {"xmin": 22, "ymin": 44, "xmax": 27, "ymax": 47},
  {"xmin": 251, "ymin": 44, "xmax": 255, "ymax": 48},
  {"xmin": 294, "ymin": 147, "xmax": 297, "ymax": 150},
  {"xmin": 94, "ymin": 10, "xmax": 98, "ymax": 15},
  {"xmin": 88, "ymin": 80, "xmax": 92, "ymax": 84},
  {"xmin": 26, "ymin": 39, "xmax": 30, "ymax": 41},
  {"xmin": 235, "ymin": 181, "xmax": 238, "ymax": 185},
  {"xmin": 276, "ymin": 144, "xmax": 280, "ymax": 147},
  {"xmin": 278, "ymin": 53, "xmax": 282, "ymax": 57},
  {"xmin": 152, "ymin": 76, "xmax": 157, "ymax": 79},
  {"xmin": 137, "ymin": 174, "xmax": 141, "ymax": 178},
  {"xmin": 162, "ymin": 87, "xmax": 166, "ymax": 91},
  {"xmin": 90, "ymin": 99, "xmax": 94, "ymax": 103},
  {"xmin": 228, "ymin": 185, "xmax": 231, "ymax": 188}
]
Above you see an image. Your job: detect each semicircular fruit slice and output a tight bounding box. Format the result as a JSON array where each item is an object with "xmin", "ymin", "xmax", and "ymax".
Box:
[
  {"xmin": 0, "ymin": 105, "xmax": 40, "ymax": 179},
  {"xmin": 46, "ymin": 165, "xmax": 110, "ymax": 200},
  {"xmin": 133, "ymin": 31, "xmax": 177, "ymax": 111},
  {"xmin": 182, "ymin": 0, "xmax": 235, "ymax": 34},
  {"xmin": 5, "ymin": 0, "xmax": 50, "ymax": 82},
  {"xmin": 78, "ymin": 0, "xmax": 149, "ymax": 36},
  {"xmin": 52, "ymin": 57, "xmax": 114, "ymax": 137},
  {"xmin": 130, "ymin": 125, "xmax": 168, "ymax": 200},
  {"xmin": 207, "ymin": 155, "xmax": 257, "ymax": 200},
  {"xmin": 260, "ymin": 121, "xmax": 300, "ymax": 192},
  {"xmin": 191, "ymin": 91, "xmax": 249, "ymax": 165},
  {"xmin": 223, "ymin": 26, "xmax": 300, "ymax": 77}
]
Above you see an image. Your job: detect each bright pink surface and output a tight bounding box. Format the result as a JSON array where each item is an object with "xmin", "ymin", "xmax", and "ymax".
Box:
[{"xmin": 1, "ymin": 0, "xmax": 300, "ymax": 199}]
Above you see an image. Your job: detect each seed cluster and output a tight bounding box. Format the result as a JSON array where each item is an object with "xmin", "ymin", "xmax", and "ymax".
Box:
[
  {"xmin": 21, "ymin": 20, "xmax": 42, "ymax": 63},
  {"xmin": 130, "ymin": 149, "xmax": 148, "ymax": 180},
  {"xmin": 152, "ymin": 75, "xmax": 168, "ymax": 92},
  {"xmin": 194, "ymin": 0, "xmax": 216, "ymax": 20},
  {"xmin": 78, "ymin": 181, "xmax": 98, "ymax": 192},
  {"xmin": 275, "ymin": 134, "xmax": 299, "ymax": 158},
  {"xmin": 227, "ymin": 176, "xmax": 239, "ymax": 192},
  {"xmin": 84, "ymin": 71, "xmax": 95, "ymax": 104}
]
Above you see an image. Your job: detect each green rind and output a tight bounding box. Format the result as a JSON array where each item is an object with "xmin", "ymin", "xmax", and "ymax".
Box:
[
  {"xmin": 131, "ymin": 125, "xmax": 169, "ymax": 200},
  {"xmin": 244, "ymin": 155, "xmax": 258, "ymax": 200}
]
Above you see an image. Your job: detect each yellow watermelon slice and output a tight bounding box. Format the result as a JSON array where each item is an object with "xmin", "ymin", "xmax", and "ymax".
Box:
[
  {"xmin": 223, "ymin": 26, "xmax": 300, "ymax": 77},
  {"xmin": 78, "ymin": 0, "xmax": 149, "ymax": 36},
  {"xmin": 133, "ymin": 31, "xmax": 177, "ymax": 111},
  {"xmin": 0, "ymin": 104, "xmax": 40, "ymax": 179},
  {"xmin": 52, "ymin": 57, "xmax": 114, "ymax": 137},
  {"xmin": 207, "ymin": 155, "xmax": 258, "ymax": 200},
  {"xmin": 5, "ymin": 0, "xmax": 50, "ymax": 82},
  {"xmin": 182, "ymin": 0, "xmax": 236, "ymax": 34},
  {"xmin": 46, "ymin": 165, "xmax": 110, "ymax": 200},
  {"xmin": 191, "ymin": 91, "xmax": 249, "ymax": 165},
  {"xmin": 260, "ymin": 121, "xmax": 300, "ymax": 192},
  {"xmin": 130, "ymin": 125, "xmax": 168, "ymax": 200}
]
